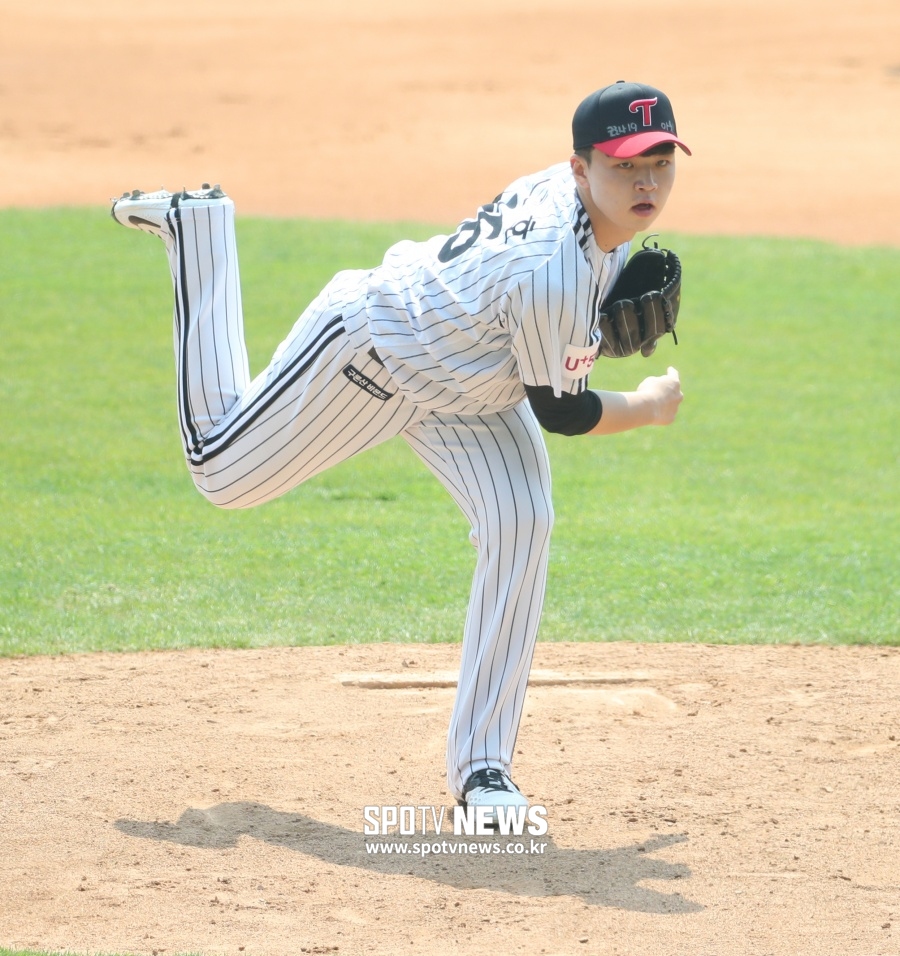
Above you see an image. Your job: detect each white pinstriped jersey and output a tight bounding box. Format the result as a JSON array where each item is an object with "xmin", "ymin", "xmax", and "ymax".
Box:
[
  {"xmin": 135, "ymin": 183, "xmax": 604, "ymax": 803},
  {"xmin": 342, "ymin": 162, "xmax": 630, "ymax": 416}
]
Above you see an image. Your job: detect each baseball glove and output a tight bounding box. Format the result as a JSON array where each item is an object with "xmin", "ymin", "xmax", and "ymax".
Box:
[{"xmin": 598, "ymin": 240, "xmax": 681, "ymax": 358}]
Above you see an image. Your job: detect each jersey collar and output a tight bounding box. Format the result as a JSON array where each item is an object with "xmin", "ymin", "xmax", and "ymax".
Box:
[
  {"xmin": 573, "ymin": 188, "xmax": 594, "ymax": 253},
  {"xmin": 573, "ymin": 187, "xmax": 619, "ymax": 277}
]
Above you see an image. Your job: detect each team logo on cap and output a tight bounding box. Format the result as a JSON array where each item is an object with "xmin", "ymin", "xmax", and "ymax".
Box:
[{"xmin": 629, "ymin": 97, "xmax": 658, "ymax": 127}]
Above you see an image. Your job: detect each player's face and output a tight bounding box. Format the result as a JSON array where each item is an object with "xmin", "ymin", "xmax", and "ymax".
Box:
[{"xmin": 571, "ymin": 149, "xmax": 676, "ymax": 251}]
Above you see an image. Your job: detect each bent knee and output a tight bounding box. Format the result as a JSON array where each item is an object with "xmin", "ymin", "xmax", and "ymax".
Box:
[
  {"xmin": 532, "ymin": 498, "xmax": 555, "ymax": 540},
  {"xmin": 485, "ymin": 495, "xmax": 554, "ymax": 544},
  {"xmin": 190, "ymin": 472, "xmax": 254, "ymax": 510}
]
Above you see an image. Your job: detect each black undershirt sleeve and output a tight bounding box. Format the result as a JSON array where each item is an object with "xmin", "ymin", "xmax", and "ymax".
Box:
[{"xmin": 524, "ymin": 384, "xmax": 603, "ymax": 436}]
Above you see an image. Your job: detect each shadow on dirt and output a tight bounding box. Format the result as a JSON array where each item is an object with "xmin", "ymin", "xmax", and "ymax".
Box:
[{"xmin": 116, "ymin": 801, "xmax": 702, "ymax": 913}]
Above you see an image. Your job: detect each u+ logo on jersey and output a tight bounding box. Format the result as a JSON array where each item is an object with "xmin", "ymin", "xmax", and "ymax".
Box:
[{"xmin": 561, "ymin": 343, "xmax": 599, "ymax": 380}]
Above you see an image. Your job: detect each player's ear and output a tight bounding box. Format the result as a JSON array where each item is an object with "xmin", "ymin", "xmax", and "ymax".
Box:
[{"xmin": 570, "ymin": 152, "xmax": 589, "ymax": 187}]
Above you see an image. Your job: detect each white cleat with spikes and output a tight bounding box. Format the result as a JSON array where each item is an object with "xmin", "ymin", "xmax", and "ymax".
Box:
[{"xmin": 110, "ymin": 184, "xmax": 228, "ymax": 239}]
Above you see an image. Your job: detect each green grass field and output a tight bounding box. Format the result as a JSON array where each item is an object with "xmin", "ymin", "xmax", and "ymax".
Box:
[{"xmin": 1, "ymin": 208, "xmax": 897, "ymax": 656}]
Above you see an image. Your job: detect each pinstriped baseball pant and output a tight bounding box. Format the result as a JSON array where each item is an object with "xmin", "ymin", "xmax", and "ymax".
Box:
[{"xmin": 163, "ymin": 200, "xmax": 553, "ymax": 799}]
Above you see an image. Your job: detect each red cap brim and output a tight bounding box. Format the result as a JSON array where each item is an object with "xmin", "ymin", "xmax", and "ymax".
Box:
[{"xmin": 594, "ymin": 131, "xmax": 692, "ymax": 158}]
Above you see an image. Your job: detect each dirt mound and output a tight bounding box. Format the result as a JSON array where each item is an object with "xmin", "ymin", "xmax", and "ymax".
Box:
[{"xmin": 2, "ymin": 642, "xmax": 898, "ymax": 955}]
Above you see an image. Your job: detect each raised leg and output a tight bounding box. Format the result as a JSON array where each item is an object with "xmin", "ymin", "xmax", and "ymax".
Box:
[{"xmin": 112, "ymin": 188, "xmax": 423, "ymax": 509}]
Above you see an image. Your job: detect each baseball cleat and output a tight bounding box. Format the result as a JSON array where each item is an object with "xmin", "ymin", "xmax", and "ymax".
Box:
[
  {"xmin": 110, "ymin": 188, "xmax": 177, "ymax": 239},
  {"xmin": 459, "ymin": 768, "xmax": 529, "ymax": 828},
  {"xmin": 177, "ymin": 183, "xmax": 227, "ymax": 201},
  {"xmin": 110, "ymin": 184, "xmax": 229, "ymax": 239}
]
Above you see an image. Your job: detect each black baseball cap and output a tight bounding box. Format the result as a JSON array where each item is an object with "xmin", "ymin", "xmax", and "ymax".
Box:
[{"xmin": 572, "ymin": 81, "xmax": 691, "ymax": 158}]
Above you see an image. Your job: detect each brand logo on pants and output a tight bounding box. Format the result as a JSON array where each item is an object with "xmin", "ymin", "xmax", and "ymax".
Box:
[{"xmin": 343, "ymin": 364, "xmax": 395, "ymax": 401}]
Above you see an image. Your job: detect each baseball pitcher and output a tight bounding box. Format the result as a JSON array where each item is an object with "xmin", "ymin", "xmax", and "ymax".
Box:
[{"xmin": 111, "ymin": 81, "xmax": 688, "ymax": 826}]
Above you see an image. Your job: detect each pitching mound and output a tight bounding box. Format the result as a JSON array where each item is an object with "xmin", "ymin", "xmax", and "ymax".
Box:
[{"xmin": 2, "ymin": 642, "xmax": 898, "ymax": 955}]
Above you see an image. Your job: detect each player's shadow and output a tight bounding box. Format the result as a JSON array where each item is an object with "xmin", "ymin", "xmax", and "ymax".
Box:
[{"xmin": 116, "ymin": 801, "xmax": 702, "ymax": 913}]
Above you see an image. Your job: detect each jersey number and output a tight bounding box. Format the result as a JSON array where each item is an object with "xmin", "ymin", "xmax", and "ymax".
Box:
[{"xmin": 438, "ymin": 193, "xmax": 528, "ymax": 263}]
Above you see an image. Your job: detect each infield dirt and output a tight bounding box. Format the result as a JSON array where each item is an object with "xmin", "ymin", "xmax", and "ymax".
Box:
[
  {"xmin": 1, "ymin": 1, "xmax": 898, "ymax": 955},
  {"xmin": 3, "ymin": 643, "xmax": 900, "ymax": 956}
]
